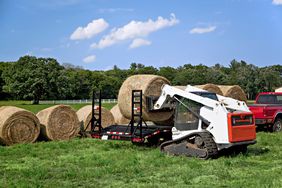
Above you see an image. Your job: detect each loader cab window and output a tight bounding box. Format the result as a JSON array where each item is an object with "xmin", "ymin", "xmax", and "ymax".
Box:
[{"xmin": 174, "ymin": 96, "xmax": 203, "ymax": 131}]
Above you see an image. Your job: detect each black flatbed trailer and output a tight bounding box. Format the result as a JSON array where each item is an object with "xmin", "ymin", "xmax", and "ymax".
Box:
[
  {"xmin": 91, "ymin": 124, "xmax": 172, "ymax": 145},
  {"xmin": 80, "ymin": 90, "xmax": 172, "ymax": 146}
]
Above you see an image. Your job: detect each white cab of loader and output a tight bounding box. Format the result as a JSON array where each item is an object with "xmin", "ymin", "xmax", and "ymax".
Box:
[{"xmin": 154, "ymin": 84, "xmax": 256, "ymax": 151}]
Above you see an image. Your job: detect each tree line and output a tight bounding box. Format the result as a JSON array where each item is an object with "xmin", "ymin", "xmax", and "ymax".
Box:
[{"xmin": 0, "ymin": 55, "xmax": 281, "ymax": 103}]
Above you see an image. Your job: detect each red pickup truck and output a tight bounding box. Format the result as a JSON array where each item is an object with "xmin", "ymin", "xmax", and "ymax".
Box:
[{"xmin": 248, "ymin": 92, "xmax": 282, "ymax": 132}]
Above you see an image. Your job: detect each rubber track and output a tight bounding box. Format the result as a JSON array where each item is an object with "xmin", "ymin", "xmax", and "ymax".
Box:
[
  {"xmin": 197, "ymin": 132, "xmax": 218, "ymax": 159},
  {"xmin": 160, "ymin": 131, "xmax": 218, "ymax": 159}
]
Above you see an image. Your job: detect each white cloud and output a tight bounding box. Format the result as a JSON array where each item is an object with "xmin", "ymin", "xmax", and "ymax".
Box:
[
  {"xmin": 91, "ymin": 13, "xmax": 179, "ymax": 49},
  {"xmin": 98, "ymin": 8, "xmax": 134, "ymax": 13},
  {"xmin": 189, "ymin": 26, "xmax": 217, "ymax": 34},
  {"xmin": 129, "ymin": 38, "xmax": 151, "ymax": 49},
  {"xmin": 70, "ymin": 18, "xmax": 109, "ymax": 40},
  {"xmin": 83, "ymin": 55, "xmax": 96, "ymax": 63},
  {"xmin": 273, "ymin": 0, "xmax": 282, "ymax": 5}
]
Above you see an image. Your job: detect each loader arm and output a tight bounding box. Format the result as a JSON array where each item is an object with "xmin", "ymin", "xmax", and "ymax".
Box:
[
  {"xmin": 154, "ymin": 84, "xmax": 223, "ymax": 111},
  {"xmin": 184, "ymin": 85, "xmax": 250, "ymax": 112}
]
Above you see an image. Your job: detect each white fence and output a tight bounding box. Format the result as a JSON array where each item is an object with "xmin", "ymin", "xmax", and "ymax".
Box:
[{"xmin": 38, "ymin": 99, "xmax": 117, "ymax": 104}]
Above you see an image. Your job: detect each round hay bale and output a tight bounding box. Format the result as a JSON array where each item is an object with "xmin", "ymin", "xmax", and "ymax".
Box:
[
  {"xmin": 36, "ymin": 105, "xmax": 80, "ymax": 141},
  {"xmin": 173, "ymin": 86, "xmax": 186, "ymax": 90},
  {"xmin": 0, "ymin": 106, "xmax": 40, "ymax": 146},
  {"xmin": 195, "ymin": 84, "xmax": 223, "ymax": 95},
  {"xmin": 153, "ymin": 115, "xmax": 174, "ymax": 126},
  {"xmin": 110, "ymin": 104, "xmax": 130, "ymax": 125},
  {"xmin": 118, "ymin": 74, "xmax": 173, "ymax": 122},
  {"xmin": 218, "ymin": 85, "xmax": 247, "ymax": 102},
  {"xmin": 77, "ymin": 105, "xmax": 115, "ymax": 130}
]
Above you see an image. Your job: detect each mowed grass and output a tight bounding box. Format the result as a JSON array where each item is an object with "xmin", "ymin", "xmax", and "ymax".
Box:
[
  {"xmin": 0, "ymin": 133, "xmax": 282, "ymax": 187},
  {"xmin": 0, "ymin": 100, "xmax": 116, "ymax": 113},
  {"xmin": 1, "ymin": 101, "xmax": 282, "ymax": 187}
]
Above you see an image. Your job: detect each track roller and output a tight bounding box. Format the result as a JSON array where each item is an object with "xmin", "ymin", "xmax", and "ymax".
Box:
[{"xmin": 160, "ymin": 132, "xmax": 218, "ymax": 159}]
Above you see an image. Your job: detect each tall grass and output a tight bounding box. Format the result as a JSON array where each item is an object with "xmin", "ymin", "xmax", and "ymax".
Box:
[
  {"xmin": 0, "ymin": 101, "xmax": 281, "ymax": 187},
  {"xmin": 0, "ymin": 132, "xmax": 282, "ymax": 187}
]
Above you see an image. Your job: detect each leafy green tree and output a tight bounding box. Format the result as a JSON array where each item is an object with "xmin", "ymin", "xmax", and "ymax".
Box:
[
  {"xmin": 98, "ymin": 75, "xmax": 121, "ymax": 99},
  {"xmin": 129, "ymin": 63, "xmax": 157, "ymax": 75},
  {"xmin": 64, "ymin": 69, "xmax": 93, "ymax": 99},
  {"xmin": 136, "ymin": 66, "xmax": 158, "ymax": 74},
  {"xmin": 62, "ymin": 63, "xmax": 83, "ymax": 70},
  {"xmin": 2, "ymin": 56, "xmax": 66, "ymax": 104},
  {"xmin": 225, "ymin": 60, "xmax": 258, "ymax": 99},
  {"xmin": 256, "ymin": 67, "xmax": 281, "ymax": 92},
  {"xmin": 0, "ymin": 62, "xmax": 11, "ymax": 99},
  {"xmin": 1, "ymin": 55, "xmax": 282, "ymax": 101},
  {"xmin": 158, "ymin": 66, "xmax": 177, "ymax": 82},
  {"xmin": 172, "ymin": 64, "xmax": 209, "ymax": 85},
  {"xmin": 205, "ymin": 65, "xmax": 228, "ymax": 85}
]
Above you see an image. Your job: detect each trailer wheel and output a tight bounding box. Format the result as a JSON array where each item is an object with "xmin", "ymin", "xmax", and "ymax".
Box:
[{"xmin": 272, "ymin": 118, "xmax": 282, "ymax": 132}]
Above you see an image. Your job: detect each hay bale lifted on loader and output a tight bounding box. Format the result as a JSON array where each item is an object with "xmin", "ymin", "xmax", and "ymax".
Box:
[
  {"xmin": 110, "ymin": 104, "xmax": 130, "ymax": 125},
  {"xmin": 173, "ymin": 86, "xmax": 187, "ymax": 91},
  {"xmin": 77, "ymin": 105, "xmax": 115, "ymax": 131},
  {"xmin": 36, "ymin": 105, "xmax": 80, "ymax": 141},
  {"xmin": 218, "ymin": 85, "xmax": 247, "ymax": 102},
  {"xmin": 196, "ymin": 84, "xmax": 223, "ymax": 95},
  {"xmin": 174, "ymin": 84, "xmax": 223, "ymax": 95},
  {"xmin": 0, "ymin": 106, "xmax": 40, "ymax": 146},
  {"xmin": 118, "ymin": 74, "xmax": 173, "ymax": 122}
]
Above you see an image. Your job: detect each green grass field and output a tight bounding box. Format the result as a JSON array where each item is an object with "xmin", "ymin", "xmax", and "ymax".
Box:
[
  {"xmin": 1, "ymin": 101, "xmax": 282, "ymax": 187},
  {"xmin": 0, "ymin": 133, "xmax": 282, "ymax": 187}
]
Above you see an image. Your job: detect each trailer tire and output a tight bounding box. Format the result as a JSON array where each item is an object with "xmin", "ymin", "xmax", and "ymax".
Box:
[{"xmin": 272, "ymin": 118, "xmax": 282, "ymax": 132}]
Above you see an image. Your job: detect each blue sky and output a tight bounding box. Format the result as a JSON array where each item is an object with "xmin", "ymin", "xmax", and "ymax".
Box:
[{"xmin": 1, "ymin": 0, "xmax": 282, "ymax": 70}]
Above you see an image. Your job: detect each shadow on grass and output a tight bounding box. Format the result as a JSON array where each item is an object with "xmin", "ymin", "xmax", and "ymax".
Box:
[
  {"xmin": 256, "ymin": 126, "xmax": 271, "ymax": 133},
  {"xmin": 247, "ymin": 147, "xmax": 270, "ymax": 155},
  {"xmin": 219, "ymin": 146, "xmax": 269, "ymax": 158}
]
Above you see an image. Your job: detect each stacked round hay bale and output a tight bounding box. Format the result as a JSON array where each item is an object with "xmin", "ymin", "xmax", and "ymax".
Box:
[
  {"xmin": 195, "ymin": 84, "xmax": 223, "ymax": 95},
  {"xmin": 218, "ymin": 85, "xmax": 247, "ymax": 102},
  {"xmin": 275, "ymin": 87, "xmax": 282, "ymax": 92},
  {"xmin": 36, "ymin": 105, "xmax": 80, "ymax": 141},
  {"xmin": 118, "ymin": 74, "xmax": 173, "ymax": 124},
  {"xmin": 153, "ymin": 115, "xmax": 174, "ymax": 126},
  {"xmin": 77, "ymin": 105, "xmax": 115, "ymax": 131},
  {"xmin": 110, "ymin": 104, "xmax": 130, "ymax": 125},
  {"xmin": 0, "ymin": 106, "xmax": 40, "ymax": 146}
]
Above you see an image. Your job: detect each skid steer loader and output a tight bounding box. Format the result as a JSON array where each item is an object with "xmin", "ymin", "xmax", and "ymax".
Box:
[
  {"xmin": 83, "ymin": 85, "xmax": 256, "ymax": 159},
  {"xmin": 152, "ymin": 85, "xmax": 256, "ymax": 159}
]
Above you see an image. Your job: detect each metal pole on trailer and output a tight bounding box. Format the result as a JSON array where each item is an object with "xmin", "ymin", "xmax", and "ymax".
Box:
[
  {"xmin": 131, "ymin": 91, "xmax": 134, "ymax": 136},
  {"xmin": 98, "ymin": 90, "xmax": 102, "ymax": 134},
  {"xmin": 91, "ymin": 90, "xmax": 95, "ymax": 132}
]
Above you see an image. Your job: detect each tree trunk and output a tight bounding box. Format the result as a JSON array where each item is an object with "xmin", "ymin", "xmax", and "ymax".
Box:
[{"xmin": 32, "ymin": 95, "xmax": 40, "ymax": 104}]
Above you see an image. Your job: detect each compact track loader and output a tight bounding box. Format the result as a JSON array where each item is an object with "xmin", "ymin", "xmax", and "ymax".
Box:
[
  {"xmin": 82, "ymin": 85, "xmax": 256, "ymax": 159},
  {"xmin": 152, "ymin": 85, "xmax": 256, "ymax": 159}
]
